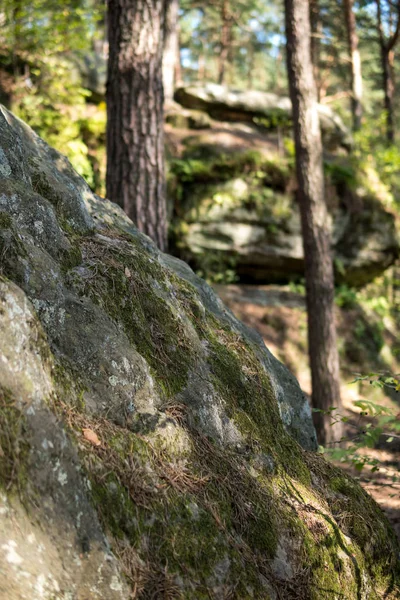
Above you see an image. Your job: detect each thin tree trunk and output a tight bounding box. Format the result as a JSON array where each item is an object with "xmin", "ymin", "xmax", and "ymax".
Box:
[
  {"xmin": 218, "ymin": 0, "xmax": 231, "ymax": 85},
  {"xmin": 284, "ymin": 0, "xmax": 342, "ymax": 445},
  {"xmin": 12, "ymin": 0, "xmax": 23, "ymax": 77},
  {"xmin": 247, "ymin": 41, "xmax": 254, "ymax": 89},
  {"xmin": 106, "ymin": 0, "xmax": 168, "ymax": 251},
  {"xmin": 175, "ymin": 21, "xmax": 182, "ymax": 87},
  {"xmin": 376, "ymin": 0, "xmax": 400, "ymax": 143},
  {"xmin": 274, "ymin": 49, "xmax": 283, "ymax": 92},
  {"xmin": 198, "ymin": 48, "xmax": 206, "ymax": 82},
  {"xmin": 309, "ymin": 0, "xmax": 321, "ymax": 100},
  {"xmin": 93, "ymin": 0, "xmax": 108, "ymax": 58},
  {"xmin": 163, "ymin": 0, "xmax": 178, "ymax": 103},
  {"xmin": 344, "ymin": 0, "xmax": 363, "ymax": 130},
  {"xmin": 381, "ymin": 47, "xmax": 395, "ymax": 142}
]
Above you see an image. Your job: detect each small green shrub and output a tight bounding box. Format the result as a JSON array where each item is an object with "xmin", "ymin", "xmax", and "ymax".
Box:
[
  {"xmin": 319, "ymin": 374, "xmax": 400, "ymax": 493},
  {"xmin": 324, "ymin": 160, "xmax": 357, "ymax": 188},
  {"xmin": 195, "ymin": 251, "xmax": 239, "ymax": 285},
  {"xmin": 335, "ymin": 284, "xmax": 358, "ymax": 308}
]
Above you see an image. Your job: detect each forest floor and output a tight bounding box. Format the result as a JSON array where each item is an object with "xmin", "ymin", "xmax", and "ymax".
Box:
[{"xmin": 215, "ymin": 283, "xmax": 400, "ymax": 541}]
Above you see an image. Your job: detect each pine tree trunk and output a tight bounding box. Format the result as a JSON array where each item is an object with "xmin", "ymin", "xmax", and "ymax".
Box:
[
  {"xmin": 381, "ymin": 47, "xmax": 395, "ymax": 143},
  {"xmin": 198, "ymin": 48, "xmax": 206, "ymax": 82},
  {"xmin": 247, "ymin": 42, "xmax": 255, "ymax": 89},
  {"xmin": 106, "ymin": 0, "xmax": 168, "ymax": 251},
  {"xmin": 175, "ymin": 23, "xmax": 183, "ymax": 87},
  {"xmin": 284, "ymin": 0, "xmax": 342, "ymax": 445},
  {"xmin": 344, "ymin": 0, "xmax": 363, "ymax": 130},
  {"xmin": 12, "ymin": 0, "xmax": 23, "ymax": 77},
  {"xmin": 309, "ymin": 0, "xmax": 321, "ymax": 100},
  {"xmin": 218, "ymin": 0, "xmax": 231, "ymax": 85},
  {"xmin": 163, "ymin": 0, "xmax": 179, "ymax": 103},
  {"xmin": 376, "ymin": 0, "xmax": 399, "ymax": 143}
]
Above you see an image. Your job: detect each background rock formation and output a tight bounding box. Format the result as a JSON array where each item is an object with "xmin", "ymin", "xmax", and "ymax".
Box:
[
  {"xmin": 167, "ymin": 119, "xmax": 399, "ymax": 286},
  {"xmin": 175, "ymin": 83, "xmax": 353, "ymax": 151},
  {"xmin": 1, "ymin": 106, "xmax": 399, "ymax": 599}
]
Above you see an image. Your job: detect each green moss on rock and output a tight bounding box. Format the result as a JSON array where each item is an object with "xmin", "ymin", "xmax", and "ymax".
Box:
[
  {"xmin": 70, "ymin": 235, "xmax": 199, "ymax": 398},
  {"xmin": 0, "ymin": 387, "xmax": 29, "ymax": 490},
  {"xmin": 0, "ymin": 211, "xmax": 13, "ymax": 229}
]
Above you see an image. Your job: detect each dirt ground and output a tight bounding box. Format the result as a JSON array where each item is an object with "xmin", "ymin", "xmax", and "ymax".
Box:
[{"xmin": 215, "ymin": 284, "xmax": 400, "ymax": 541}]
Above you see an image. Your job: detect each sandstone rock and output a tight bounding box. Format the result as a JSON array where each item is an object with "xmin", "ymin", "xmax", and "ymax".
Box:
[
  {"xmin": 166, "ymin": 103, "xmax": 213, "ymax": 130},
  {"xmin": 175, "ymin": 83, "xmax": 353, "ymax": 151},
  {"xmin": 168, "ymin": 141, "xmax": 399, "ymax": 286},
  {"xmin": 0, "ymin": 105, "xmax": 399, "ymax": 599},
  {"xmin": 178, "ymin": 191, "xmax": 399, "ymax": 287}
]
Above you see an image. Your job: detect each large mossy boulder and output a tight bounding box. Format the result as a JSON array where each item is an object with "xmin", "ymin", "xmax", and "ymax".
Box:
[
  {"xmin": 175, "ymin": 83, "xmax": 353, "ymax": 151},
  {"xmin": 0, "ymin": 106, "xmax": 399, "ymax": 599},
  {"xmin": 168, "ymin": 131, "xmax": 399, "ymax": 287}
]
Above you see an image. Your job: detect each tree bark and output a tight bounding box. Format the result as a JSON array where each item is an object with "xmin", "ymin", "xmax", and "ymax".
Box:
[
  {"xmin": 198, "ymin": 47, "xmax": 206, "ymax": 82},
  {"xmin": 106, "ymin": 0, "xmax": 169, "ymax": 251},
  {"xmin": 381, "ymin": 47, "xmax": 395, "ymax": 142},
  {"xmin": 376, "ymin": 0, "xmax": 400, "ymax": 143},
  {"xmin": 12, "ymin": 0, "xmax": 23, "ymax": 77},
  {"xmin": 175, "ymin": 29, "xmax": 183, "ymax": 88},
  {"xmin": 284, "ymin": 0, "xmax": 342, "ymax": 445},
  {"xmin": 309, "ymin": 0, "xmax": 321, "ymax": 100},
  {"xmin": 218, "ymin": 0, "xmax": 231, "ymax": 85},
  {"xmin": 344, "ymin": 0, "xmax": 363, "ymax": 130},
  {"xmin": 163, "ymin": 0, "xmax": 179, "ymax": 103},
  {"xmin": 247, "ymin": 41, "xmax": 255, "ymax": 89},
  {"xmin": 175, "ymin": 19, "xmax": 183, "ymax": 87}
]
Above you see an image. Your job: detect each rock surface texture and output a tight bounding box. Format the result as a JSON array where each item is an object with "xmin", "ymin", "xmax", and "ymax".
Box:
[
  {"xmin": 175, "ymin": 83, "xmax": 353, "ymax": 151},
  {"xmin": 0, "ymin": 106, "xmax": 399, "ymax": 599},
  {"xmin": 167, "ymin": 119, "xmax": 399, "ymax": 286}
]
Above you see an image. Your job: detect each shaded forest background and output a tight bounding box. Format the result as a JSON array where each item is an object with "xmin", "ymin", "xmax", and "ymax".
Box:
[{"xmin": 0, "ymin": 0, "xmax": 399, "ymax": 195}]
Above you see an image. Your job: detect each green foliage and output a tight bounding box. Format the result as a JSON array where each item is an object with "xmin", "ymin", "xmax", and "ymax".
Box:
[
  {"xmin": 253, "ymin": 109, "xmax": 291, "ymax": 130},
  {"xmin": 319, "ymin": 374, "xmax": 400, "ymax": 491},
  {"xmin": 334, "ymin": 284, "xmax": 358, "ymax": 308},
  {"xmin": 288, "ymin": 279, "xmax": 306, "ymax": 295},
  {"xmin": 170, "ymin": 149, "xmax": 288, "ymax": 186},
  {"xmin": 283, "ymin": 136, "xmax": 295, "ymax": 158},
  {"xmin": 0, "ymin": 0, "xmax": 102, "ymax": 56},
  {"xmin": 324, "ymin": 160, "xmax": 357, "ymax": 189},
  {"xmin": 195, "ymin": 251, "xmax": 239, "ymax": 284},
  {"xmin": 170, "ymin": 157, "xmax": 215, "ymax": 183},
  {"xmin": 14, "ymin": 59, "xmax": 96, "ymax": 183},
  {"xmin": 0, "ymin": 0, "xmax": 105, "ymax": 193},
  {"xmin": 375, "ymin": 145, "xmax": 400, "ymax": 196},
  {"xmin": 353, "ymin": 118, "xmax": 400, "ymax": 203},
  {"xmin": 354, "ymin": 318, "xmax": 384, "ymax": 354},
  {"xmin": 364, "ymin": 294, "xmax": 391, "ymax": 318},
  {"xmin": 169, "ymin": 148, "xmax": 292, "ymax": 228}
]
